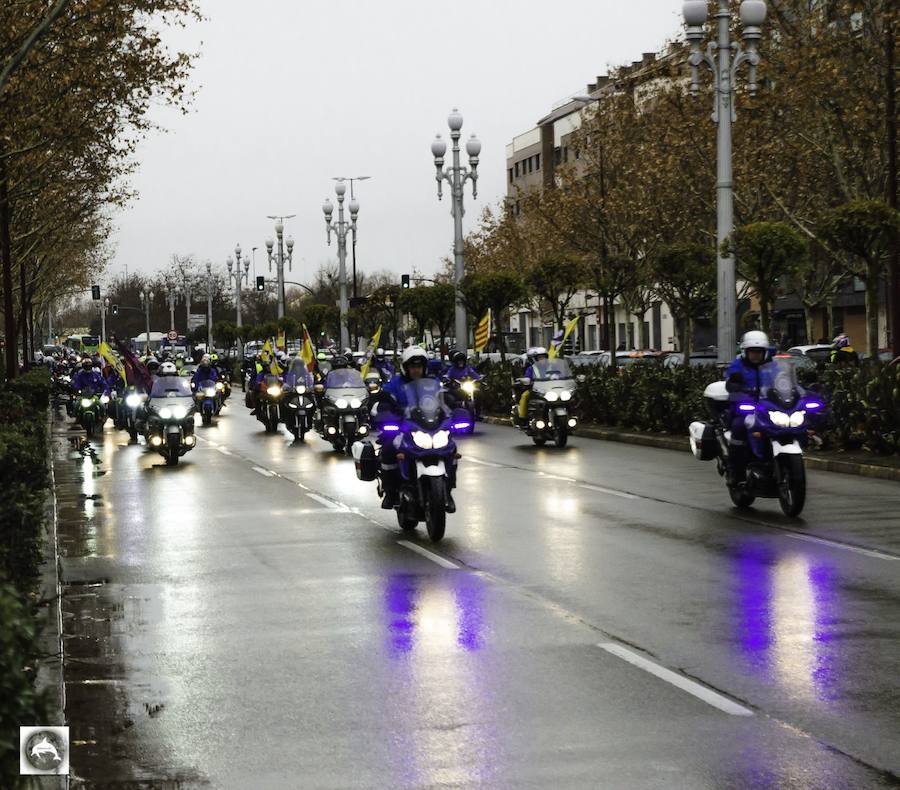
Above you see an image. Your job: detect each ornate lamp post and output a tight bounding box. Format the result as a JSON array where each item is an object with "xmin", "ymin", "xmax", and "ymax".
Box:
[
  {"xmin": 166, "ymin": 286, "xmax": 179, "ymax": 333},
  {"xmin": 265, "ymin": 216, "xmax": 295, "ymax": 319},
  {"xmin": 138, "ymin": 289, "xmax": 155, "ymax": 354},
  {"xmin": 323, "ymin": 182, "xmax": 359, "ymax": 350},
  {"xmin": 204, "ymin": 261, "xmax": 214, "ymax": 351},
  {"xmin": 683, "ymin": 0, "xmax": 767, "ymax": 362},
  {"xmin": 227, "ymin": 243, "xmax": 251, "ymax": 362},
  {"xmin": 432, "ymin": 109, "xmax": 480, "ymax": 352}
]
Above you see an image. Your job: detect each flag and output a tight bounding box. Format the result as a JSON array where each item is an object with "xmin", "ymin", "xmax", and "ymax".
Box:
[
  {"xmin": 262, "ymin": 339, "xmax": 283, "ymax": 374},
  {"xmin": 474, "ymin": 310, "xmax": 491, "ymax": 354},
  {"xmin": 300, "ymin": 324, "xmax": 316, "ymax": 370},
  {"xmin": 112, "ymin": 337, "xmax": 151, "ymax": 390},
  {"xmin": 276, "ymin": 331, "xmax": 286, "ymax": 351},
  {"xmin": 549, "ymin": 315, "xmax": 581, "ymax": 359},
  {"xmin": 99, "ymin": 342, "xmax": 126, "ymax": 381},
  {"xmin": 360, "ymin": 324, "xmax": 383, "ymax": 379}
]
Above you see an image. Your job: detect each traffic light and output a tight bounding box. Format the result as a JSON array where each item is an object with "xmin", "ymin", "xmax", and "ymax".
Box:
[
  {"xmin": 111, "ymin": 304, "xmax": 119, "ymax": 316},
  {"xmin": 256, "ymin": 276, "xmax": 265, "ymax": 292},
  {"xmin": 91, "ymin": 285, "xmax": 101, "ymax": 300},
  {"xmin": 401, "ymin": 274, "xmax": 410, "ymax": 289}
]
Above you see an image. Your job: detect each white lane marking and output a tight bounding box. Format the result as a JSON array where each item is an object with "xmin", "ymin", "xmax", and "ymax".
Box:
[
  {"xmin": 466, "ymin": 456, "xmax": 503, "ymax": 468},
  {"xmin": 297, "ymin": 482, "xmax": 309, "ymax": 490},
  {"xmin": 782, "ymin": 532, "xmax": 900, "ymax": 561},
  {"xmin": 397, "ymin": 540, "xmax": 460, "ymax": 569},
  {"xmin": 598, "ymin": 643, "xmax": 753, "ymax": 717},
  {"xmin": 538, "ymin": 472, "xmax": 577, "ymax": 483},
  {"xmin": 578, "ymin": 483, "xmax": 638, "ymax": 500},
  {"xmin": 206, "ymin": 440, "xmax": 218, "ymax": 447},
  {"xmin": 305, "ymin": 492, "xmax": 348, "ymax": 511},
  {"xmin": 252, "ymin": 466, "xmax": 275, "ymax": 477},
  {"xmin": 217, "ymin": 446, "xmax": 232, "ymax": 456}
]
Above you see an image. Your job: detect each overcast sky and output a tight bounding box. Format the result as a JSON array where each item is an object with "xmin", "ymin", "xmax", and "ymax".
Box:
[{"xmin": 107, "ymin": 0, "xmax": 683, "ymax": 287}]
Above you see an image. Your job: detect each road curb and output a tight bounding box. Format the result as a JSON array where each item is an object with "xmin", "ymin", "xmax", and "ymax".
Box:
[{"xmin": 481, "ymin": 416, "xmax": 900, "ymax": 483}]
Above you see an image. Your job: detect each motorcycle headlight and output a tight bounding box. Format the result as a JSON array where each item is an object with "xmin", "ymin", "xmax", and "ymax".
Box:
[
  {"xmin": 171, "ymin": 405, "xmax": 188, "ymax": 420},
  {"xmin": 81, "ymin": 398, "xmax": 92, "ymax": 408},
  {"xmin": 216, "ymin": 382, "xmax": 225, "ymax": 390},
  {"xmin": 432, "ymin": 430, "xmax": 450, "ymax": 449},
  {"xmin": 296, "ymin": 385, "xmax": 306, "ymax": 394},
  {"xmin": 125, "ymin": 394, "xmax": 141, "ymax": 408},
  {"xmin": 544, "ymin": 390, "xmax": 559, "ymax": 402},
  {"xmin": 789, "ymin": 410, "xmax": 806, "ymax": 428},
  {"xmin": 99, "ymin": 395, "xmax": 110, "ymax": 404},
  {"xmin": 268, "ymin": 385, "xmax": 282, "ymax": 398},
  {"xmin": 205, "ymin": 387, "xmax": 217, "ymax": 397},
  {"xmin": 335, "ymin": 397, "xmax": 349, "ymax": 409},
  {"xmin": 159, "ymin": 407, "xmax": 173, "ymax": 419},
  {"xmin": 768, "ymin": 410, "xmax": 791, "ymax": 428},
  {"xmin": 412, "ymin": 431, "xmax": 433, "ymax": 449},
  {"xmin": 349, "ymin": 397, "xmax": 362, "ymax": 409},
  {"xmin": 560, "ymin": 390, "xmax": 572, "ymax": 401},
  {"xmin": 461, "ymin": 381, "xmax": 475, "ymax": 395}
]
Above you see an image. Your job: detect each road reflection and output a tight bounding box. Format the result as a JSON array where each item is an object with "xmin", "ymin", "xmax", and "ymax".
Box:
[{"xmin": 733, "ymin": 541, "xmax": 840, "ymax": 702}]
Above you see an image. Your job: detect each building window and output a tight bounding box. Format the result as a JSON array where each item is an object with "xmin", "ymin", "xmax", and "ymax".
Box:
[
  {"xmin": 554, "ymin": 147, "xmax": 561, "ymax": 165},
  {"xmin": 514, "ymin": 162, "xmax": 519, "ymax": 177},
  {"xmin": 535, "ymin": 153, "xmax": 540, "ymax": 170},
  {"xmin": 562, "ymin": 146, "xmax": 568, "ymax": 163},
  {"xmin": 574, "ymin": 149, "xmax": 580, "ymax": 159},
  {"xmin": 508, "ymin": 168, "xmax": 513, "ymax": 183}
]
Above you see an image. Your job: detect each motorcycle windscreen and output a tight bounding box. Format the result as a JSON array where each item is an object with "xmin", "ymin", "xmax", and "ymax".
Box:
[
  {"xmin": 530, "ymin": 358, "xmax": 574, "ymax": 382},
  {"xmin": 284, "ymin": 359, "xmax": 311, "ymax": 388},
  {"xmin": 403, "ymin": 378, "xmax": 451, "ymax": 430},
  {"xmin": 759, "ymin": 359, "xmax": 802, "ymax": 407}
]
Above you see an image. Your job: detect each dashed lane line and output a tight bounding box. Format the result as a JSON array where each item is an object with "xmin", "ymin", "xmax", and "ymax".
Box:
[{"xmin": 397, "ymin": 540, "xmax": 460, "ymax": 569}]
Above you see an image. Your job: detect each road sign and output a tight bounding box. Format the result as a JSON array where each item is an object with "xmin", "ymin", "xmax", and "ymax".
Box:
[{"xmin": 167, "ymin": 330, "xmax": 178, "ymax": 341}]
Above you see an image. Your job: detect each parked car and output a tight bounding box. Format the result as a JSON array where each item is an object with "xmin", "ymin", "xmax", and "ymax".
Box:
[
  {"xmin": 787, "ymin": 344, "xmax": 833, "ymax": 365},
  {"xmin": 569, "ymin": 352, "xmax": 610, "ymax": 367},
  {"xmin": 614, "ymin": 350, "xmax": 663, "ymax": 368},
  {"xmin": 663, "ymin": 352, "xmax": 719, "ymax": 368}
]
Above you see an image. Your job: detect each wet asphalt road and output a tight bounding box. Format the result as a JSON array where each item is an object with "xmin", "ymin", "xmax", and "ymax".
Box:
[{"xmin": 53, "ymin": 401, "xmax": 900, "ymax": 789}]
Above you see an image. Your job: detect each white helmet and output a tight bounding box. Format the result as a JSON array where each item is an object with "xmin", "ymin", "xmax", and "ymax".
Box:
[
  {"xmin": 200, "ymin": 354, "xmax": 211, "ymax": 365},
  {"xmin": 401, "ymin": 346, "xmax": 427, "ymax": 373},
  {"xmin": 739, "ymin": 330, "xmax": 771, "ymax": 361},
  {"xmin": 527, "ymin": 346, "xmax": 548, "ymax": 362},
  {"xmin": 159, "ymin": 361, "xmax": 177, "ymax": 376},
  {"xmin": 376, "ymin": 347, "xmax": 384, "ymax": 356}
]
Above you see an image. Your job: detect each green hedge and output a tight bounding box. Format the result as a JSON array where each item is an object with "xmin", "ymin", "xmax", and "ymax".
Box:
[
  {"xmin": 478, "ymin": 359, "xmax": 900, "ymax": 455},
  {"xmin": 0, "ymin": 368, "xmax": 52, "ymax": 787}
]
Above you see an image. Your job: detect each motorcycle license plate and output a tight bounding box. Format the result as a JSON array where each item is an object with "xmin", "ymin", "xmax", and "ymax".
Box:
[{"xmin": 554, "ymin": 408, "xmax": 568, "ymax": 416}]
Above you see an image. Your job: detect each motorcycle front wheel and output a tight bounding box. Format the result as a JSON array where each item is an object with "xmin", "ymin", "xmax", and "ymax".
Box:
[
  {"xmin": 165, "ymin": 448, "xmax": 179, "ymax": 466},
  {"xmin": 728, "ymin": 485, "xmax": 755, "ymax": 508},
  {"xmin": 777, "ymin": 454, "xmax": 806, "ymax": 517},
  {"xmin": 202, "ymin": 408, "xmax": 212, "ymax": 427},
  {"xmin": 554, "ymin": 424, "xmax": 568, "ymax": 448},
  {"xmin": 424, "ymin": 476, "xmax": 447, "ymax": 543}
]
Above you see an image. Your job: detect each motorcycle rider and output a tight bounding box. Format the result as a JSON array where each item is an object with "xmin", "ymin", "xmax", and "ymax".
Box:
[
  {"xmin": 829, "ymin": 333, "xmax": 860, "ymax": 366},
  {"xmin": 71, "ymin": 358, "xmax": 108, "ymax": 395},
  {"xmin": 514, "ymin": 347, "xmax": 549, "ymax": 426},
  {"xmin": 724, "ymin": 330, "xmax": 774, "ymax": 483},
  {"xmin": 191, "ymin": 353, "xmax": 219, "ymax": 389},
  {"xmin": 372, "ymin": 348, "xmax": 394, "ymax": 380},
  {"xmin": 446, "ymin": 349, "xmax": 481, "ymax": 383}
]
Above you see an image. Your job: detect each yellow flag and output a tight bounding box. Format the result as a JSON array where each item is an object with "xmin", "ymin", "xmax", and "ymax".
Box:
[
  {"xmin": 301, "ymin": 324, "xmax": 315, "ymax": 368},
  {"xmin": 276, "ymin": 331, "xmax": 286, "ymax": 351},
  {"xmin": 262, "ymin": 338, "xmax": 283, "ymax": 374},
  {"xmin": 99, "ymin": 342, "xmax": 126, "ymax": 381},
  {"xmin": 549, "ymin": 315, "xmax": 581, "ymax": 359},
  {"xmin": 474, "ymin": 310, "xmax": 490, "ymax": 354},
  {"xmin": 360, "ymin": 324, "xmax": 383, "ymax": 379}
]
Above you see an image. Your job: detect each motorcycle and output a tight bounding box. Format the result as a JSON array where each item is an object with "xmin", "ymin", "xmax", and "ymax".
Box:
[
  {"xmin": 214, "ymin": 378, "xmax": 230, "ymax": 412},
  {"xmin": 74, "ymin": 388, "xmax": 108, "ymax": 438},
  {"xmin": 512, "ymin": 358, "xmax": 578, "ymax": 447},
  {"xmin": 689, "ymin": 358, "xmax": 825, "ymax": 517},
  {"xmin": 122, "ymin": 386, "xmax": 148, "ymax": 442},
  {"xmin": 52, "ymin": 372, "xmax": 73, "ymax": 413},
  {"xmin": 256, "ymin": 374, "xmax": 285, "ymax": 433},
  {"xmin": 316, "ymin": 368, "xmax": 371, "ymax": 454},
  {"xmin": 194, "ymin": 378, "xmax": 220, "ymax": 426},
  {"xmin": 448, "ymin": 376, "xmax": 480, "ymax": 433},
  {"xmin": 143, "ymin": 377, "xmax": 197, "ymax": 466},
  {"xmin": 368, "ymin": 377, "xmax": 471, "ymax": 543},
  {"xmin": 281, "ymin": 359, "xmax": 316, "ymax": 441}
]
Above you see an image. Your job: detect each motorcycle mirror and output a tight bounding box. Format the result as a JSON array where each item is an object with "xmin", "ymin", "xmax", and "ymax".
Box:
[{"xmin": 576, "ymin": 374, "xmax": 586, "ymax": 384}]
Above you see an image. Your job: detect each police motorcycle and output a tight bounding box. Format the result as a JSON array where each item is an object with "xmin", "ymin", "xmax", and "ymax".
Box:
[
  {"xmin": 362, "ymin": 378, "xmax": 471, "ymax": 543},
  {"xmin": 281, "ymin": 358, "xmax": 315, "ymax": 441},
  {"xmin": 52, "ymin": 369, "xmax": 74, "ymax": 413},
  {"xmin": 193, "ymin": 378, "xmax": 220, "ymax": 426},
  {"xmin": 142, "ymin": 372, "xmax": 197, "ymax": 466},
  {"xmin": 256, "ymin": 373, "xmax": 285, "ymax": 433},
  {"xmin": 315, "ymin": 368, "xmax": 371, "ymax": 454},
  {"xmin": 689, "ymin": 358, "xmax": 825, "ymax": 517},
  {"xmin": 513, "ymin": 358, "xmax": 578, "ymax": 447},
  {"xmin": 74, "ymin": 387, "xmax": 109, "ymax": 438},
  {"xmin": 447, "ymin": 376, "xmax": 480, "ymax": 433},
  {"xmin": 122, "ymin": 385, "xmax": 148, "ymax": 442}
]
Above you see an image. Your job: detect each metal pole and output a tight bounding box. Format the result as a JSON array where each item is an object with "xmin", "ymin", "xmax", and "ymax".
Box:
[
  {"xmin": 100, "ymin": 301, "xmax": 107, "ymax": 345},
  {"xmin": 206, "ymin": 267, "xmax": 214, "ymax": 350},
  {"xmin": 168, "ymin": 290, "xmax": 176, "ymax": 332},
  {"xmin": 183, "ymin": 282, "xmax": 191, "ymax": 344},
  {"xmin": 47, "ymin": 303, "xmax": 52, "ymax": 346},
  {"xmin": 337, "ymin": 197, "xmax": 350, "ymax": 350},
  {"xmin": 450, "ymin": 129, "xmax": 467, "ymax": 351},
  {"xmin": 276, "ymin": 225, "xmax": 285, "ymax": 319},
  {"xmin": 144, "ymin": 298, "xmax": 151, "ymax": 355},
  {"xmin": 715, "ymin": 0, "xmax": 736, "ymax": 363}
]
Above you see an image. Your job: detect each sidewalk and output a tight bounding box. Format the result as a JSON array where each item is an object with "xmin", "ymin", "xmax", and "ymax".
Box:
[{"xmin": 483, "ymin": 416, "xmax": 900, "ymax": 483}]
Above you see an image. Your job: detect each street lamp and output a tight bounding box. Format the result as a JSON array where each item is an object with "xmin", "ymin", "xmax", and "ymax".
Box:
[
  {"xmin": 265, "ymin": 216, "xmax": 295, "ymax": 319},
  {"xmin": 683, "ymin": 0, "xmax": 767, "ymax": 362},
  {"xmin": 432, "ymin": 108, "xmax": 480, "ymax": 352},
  {"xmin": 323, "ymin": 182, "xmax": 359, "ymax": 350},
  {"xmin": 227, "ymin": 243, "xmax": 251, "ymax": 362},
  {"xmin": 332, "ymin": 176, "xmax": 370, "ymax": 299},
  {"xmin": 100, "ymin": 297, "xmax": 110, "ymax": 344},
  {"xmin": 138, "ymin": 289, "xmax": 155, "ymax": 354},
  {"xmin": 204, "ymin": 261, "xmax": 214, "ymax": 351},
  {"xmin": 166, "ymin": 286, "xmax": 179, "ymax": 333}
]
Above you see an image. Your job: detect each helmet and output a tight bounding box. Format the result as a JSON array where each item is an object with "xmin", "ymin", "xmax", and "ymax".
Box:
[
  {"xmin": 316, "ymin": 351, "xmax": 327, "ymax": 361},
  {"xmin": 401, "ymin": 346, "xmax": 427, "ymax": 374},
  {"xmin": 375, "ymin": 347, "xmax": 385, "ymax": 357},
  {"xmin": 200, "ymin": 354, "xmax": 211, "ymax": 365},
  {"xmin": 450, "ymin": 349, "xmax": 466, "ymax": 366},
  {"xmin": 81, "ymin": 358, "xmax": 93, "ymax": 370},
  {"xmin": 527, "ymin": 346, "xmax": 548, "ymax": 363},
  {"xmin": 146, "ymin": 358, "xmax": 160, "ymax": 372},
  {"xmin": 832, "ymin": 333, "xmax": 850, "ymax": 350},
  {"xmin": 159, "ymin": 361, "xmax": 177, "ymax": 376},
  {"xmin": 276, "ymin": 350, "xmax": 287, "ymax": 362},
  {"xmin": 739, "ymin": 330, "xmax": 771, "ymax": 361},
  {"xmin": 331, "ymin": 354, "xmax": 348, "ymax": 369},
  {"xmin": 210, "ymin": 353, "xmax": 219, "ymax": 361}
]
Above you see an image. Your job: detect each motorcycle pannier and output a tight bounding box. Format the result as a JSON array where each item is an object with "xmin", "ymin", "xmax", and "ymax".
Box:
[
  {"xmin": 689, "ymin": 421, "xmax": 718, "ymax": 461},
  {"xmin": 352, "ymin": 440, "xmax": 378, "ymax": 481}
]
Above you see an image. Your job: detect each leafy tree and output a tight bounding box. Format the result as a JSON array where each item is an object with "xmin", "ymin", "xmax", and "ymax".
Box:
[
  {"xmin": 819, "ymin": 200, "xmax": 900, "ymax": 353},
  {"xmin": 459, "ymin": 270, "xmax": 528, "ymax": 360},
  {"xmin": 725, "ymin": 222, "xmax": 808, "ymax": 335},
  {"xmin": 525, "ymin": 256, "xmax": 587, "ymax": 331},
  {"xmin": 299, "ymin": 303, "xmax": 339, "ymax": 348},
  {"xmin": 650, "ymin": 243, "xmax": 716, "ymax": 363}
]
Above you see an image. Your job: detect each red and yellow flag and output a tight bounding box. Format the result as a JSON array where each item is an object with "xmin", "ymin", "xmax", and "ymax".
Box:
[
  {"xmin": 474, "ymin": 310, "xmax": 490, "ymax": 354},
  {"xmin": 301, "ymin": 324, "xmax": 316, "ymax": 370}
]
